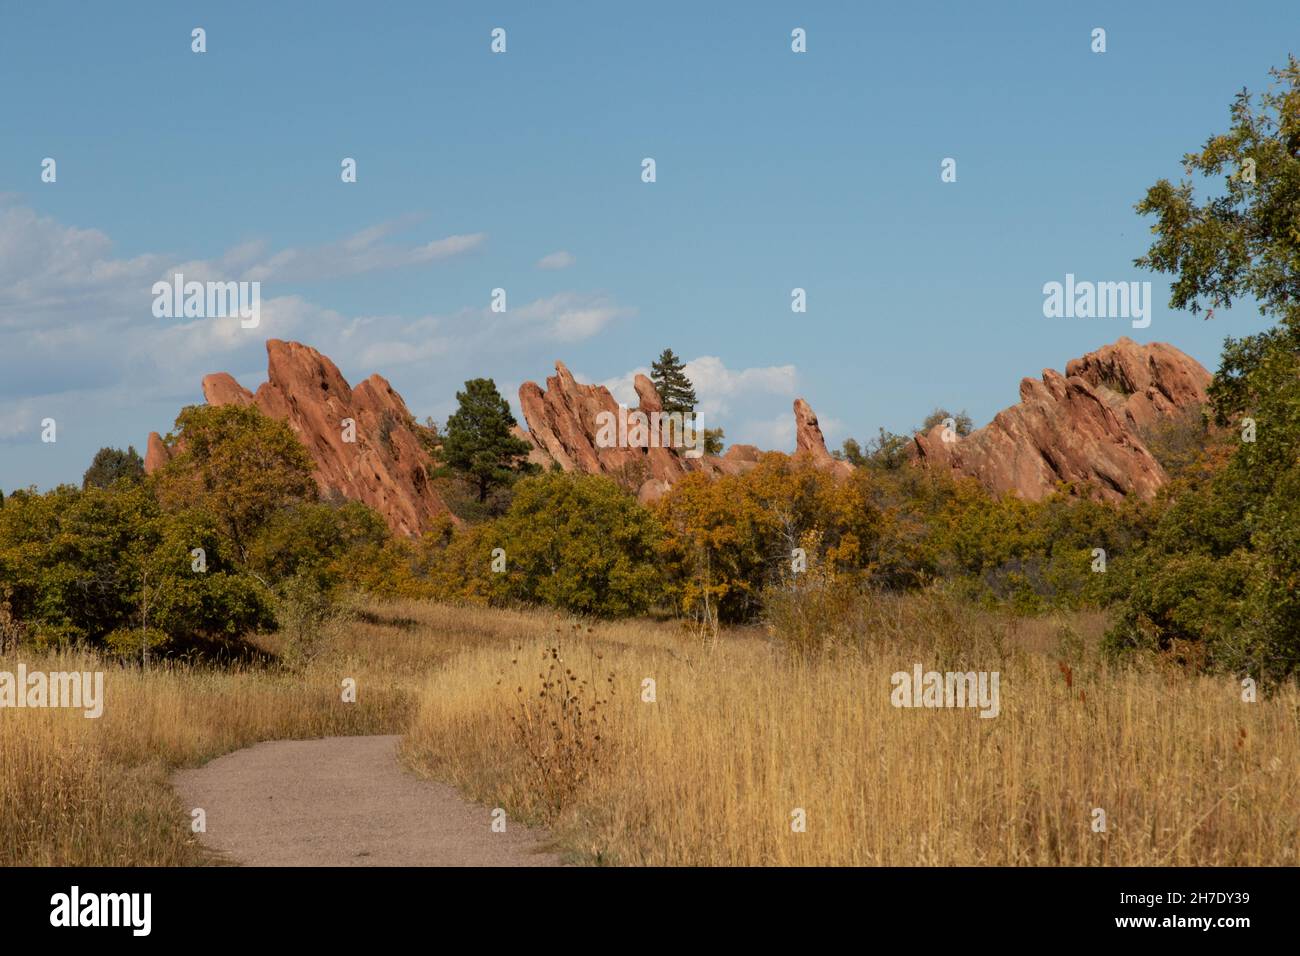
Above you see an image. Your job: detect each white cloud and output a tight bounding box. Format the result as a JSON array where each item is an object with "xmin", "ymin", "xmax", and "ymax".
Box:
[
  {"xmin": 735, "ymin": 413, "xmax": 796, "ymax": 451},
  {"xmin": 512, "ymin": 293, "xmax": 627, "ymax": 342},
  {"xmin": 346, "ymin": 293, "xmax": 632, "ymax": 372},
  {"xmin": 354, "ymin": 331, "xmax": 453, "ymax": 369},
  {"xmin": 152, "ymin": 295, "xmax": 352, "ymax": 361},
  {"xmin": 0, "ymin": 205, "xmax": 634, "ymax": 489},
  {"xmin": 601, "ymin": 355, "xmax": 798, "ymax": 420},
  {"xmin": 0, "ymin": 208, "xmax": 493, "ymax": 448},
  {"xmin": 536, "ymin": 250, "xmax": 576, "ymax": 270},
  {"xmin": 599, "ymin": 369, "xmax": 647, "ymax": 407},
  {"xmin": 194, "ymin": 219, "xmax": 485, "ymax": 284},
  {"xmin": 682, "ymin": 356, "xmax": 797, "ymax": 418},
  {"xmin": 0, "ymin": 206, "xmax": 169, "ymax": 334},
  {"xmin": 0, "ymin": 208, "xmax": 484, "ymax": 344}
]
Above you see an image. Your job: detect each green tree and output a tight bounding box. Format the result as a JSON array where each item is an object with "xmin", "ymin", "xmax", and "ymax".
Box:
[
  {"xmin": 246, "ymin": 500, "xmax": 391, "ymax": 592},
  {"xmin": 836, "ymin": 427, "xmax": 925, "ymax": 470},
  {"xmin": 491, "ymin": 472, "xmax": 663, "ymax": 617},
  {"xmin": 153, "ymin": 404, "xmax": 318, "ymax": 563},
  {"xmin": 867, "ymin": 428, "xmax": 913, "ymax": 471},
  {"xmin": 82, "ymin": 446, "xmax": 144, "ymax": 489},
  {"xmin": 441, "ymin": 378, "xmax": 535, "ymax": 503},
  {"xmin": 0, "ymin": 483, "xmax": 273, "ymax": 653},
  {"xmin": 650, "ymin": 348, "xmax": 698, "ymax": 415},
  {"xmin": 1107, "ymin": 58, "xmax": 1300, "ymax": 679},
  {"xmin": 835, "ymin": 437, "xmax": 867, "ymax": 467},
  {"xmin": 921, "ymin": 408, "xmax": 974, "ymax": 437},
  {"xmin": 132, "ymin": 504, "xmax": 275, "ymax": 655}
]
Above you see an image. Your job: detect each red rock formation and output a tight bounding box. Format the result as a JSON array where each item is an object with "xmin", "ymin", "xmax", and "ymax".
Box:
[
  {"xmin": 793, "ymin": 398, "xmax": 853, "ymax": 477},
  {"xmin": 516, "ymin": 362, "xmax": 698, "ymax": 503},
  {"xmin": 144, "ymin": 337, "xmax": 1205, "ymax": 538},
  {"xmin": 144, "ymin": 431, "xmax": 171, "ymax": 474},
  {"xmin": 516, "ymin": 364, "xmax": 849, "ymax": 499},
  {"xmin": 1063, "ymin": 336, "xmax": 1211, "ymax": 431},
  {"xmin": 146, "ymin": 340, "xmax": 453, "ymax": 536},
  {"xmin": 912, "ymin": 339, "xmax": 1209, "ymax": 501},
  {"xmin": 201, "ymin": 372, "xmax": 254, "ymax": 407},
  {"xmin": 717, "ymin": 443, "xmax": 762, "ymax": 475}
]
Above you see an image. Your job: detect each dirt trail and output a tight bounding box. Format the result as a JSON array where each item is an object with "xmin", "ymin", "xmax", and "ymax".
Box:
[{"xmin": 172, "ymin": 735, "xmax": 562, "ymax": 866}]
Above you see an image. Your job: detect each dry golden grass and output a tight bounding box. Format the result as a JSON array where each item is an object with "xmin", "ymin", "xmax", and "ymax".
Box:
[
  {"xmin": 0, "ymin": 641, "xmax": 409, "ymax": 865},
  {"xmin": 0, "ymin": 599, "xmax": 585, "ymax": 865},
  {"xmin": 402, "ymin": 594, "xmax": 1300, "ymax": 866},
  {"xmin": 3, "ymin": 594, "xmax": 1296, "ymax": 866}
]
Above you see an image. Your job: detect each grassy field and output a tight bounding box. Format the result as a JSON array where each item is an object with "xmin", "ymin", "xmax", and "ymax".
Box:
[
  {"xmin": 2, "ymin": 595, "xmax": 1297, "ymax": 866},
  {"xmin": 404, "ymin": 595, "xmax": 1300, "ymax": 866}
]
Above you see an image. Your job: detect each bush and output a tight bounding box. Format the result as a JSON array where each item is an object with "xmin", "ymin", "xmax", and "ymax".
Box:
[
  {"xmin": 422, "ymin": 473, "xmax": 663, "ymax": 617},
  {"xmin": 0, "ymin": 483, "xmax": 275, "ymax": 654},
  {"xmin": 274, "ymin": 573, "xmax": 345, "ymax": 672},
  {"xmin": 104, "ymin": 627, "xmax": 169, "ymax": 661},
  {"xmin": 246, "ymin": 500, "xmax": 391, "ymax": 593},
  {"xmin": 492, "ymin": 473, "xmax": 663, "ymax": 617},
  {"xmin": 762, "ymin": 532, "xmax": 865, "ymax": 656}
]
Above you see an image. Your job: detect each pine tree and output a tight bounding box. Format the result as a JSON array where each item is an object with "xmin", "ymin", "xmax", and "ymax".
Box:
[
  {"xmin": 650, "ymin": 348, "xmax": 698, "ymax": 415},
  {"xmin": 82, "ymin": 446, "xmax": 144, "ymax": 489},
  {"xmin": 441, "ymin": 378, "xmax": 535, "ymax": 502}
]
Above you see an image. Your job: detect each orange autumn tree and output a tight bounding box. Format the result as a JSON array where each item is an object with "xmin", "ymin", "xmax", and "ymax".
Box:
[
  {"xmin": 654, "ymin": 453, "xmax": 883, "ymax": 628},
  {"xmin": 654, "ymin": 471, "xmax": 759, "ymax": 631}
]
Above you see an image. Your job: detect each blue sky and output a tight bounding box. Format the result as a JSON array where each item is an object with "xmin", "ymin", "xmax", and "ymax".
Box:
[{"xmin": 0, "ymin": 1, "xmax": 1290, "ymax": 490}]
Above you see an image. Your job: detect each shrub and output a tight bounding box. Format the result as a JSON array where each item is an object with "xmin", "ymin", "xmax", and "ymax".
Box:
[
  {"xmin": 762, "ymin": 532, "xmax": 865, "ymax": 656},
  {"xmin": 246, "ymin": 500, "xmax": 391, "ymax": 593},
  {"xmin": 657, "ymin": 454, "xmax": 882, "ymax": 626},
  {"xmin": 0, "ymin": 483, "xmax": 275, "ymax": 654},
  {"xmin": 274, "ymin": 573, "xmax": 346, "ymax": 672},
  {"xmin": 492, "ymin": 473, "xmax": 663, "ymax": 617},
  {"xmin": 104, "ymin": 627, "xmax": 169, "ymax": 661},
  {"xmin": 503, "ymin": 637, "xmax": 615, "ymax": 817}
]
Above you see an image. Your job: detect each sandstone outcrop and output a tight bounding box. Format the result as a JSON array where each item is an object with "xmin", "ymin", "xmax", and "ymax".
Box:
[
  {"xmin": 144, "ymin": 337, "xmax": 1209, "ymax": 537},
  {"xmin": 1063, "ymin": 336, "xmax": 1211, "ymax": 431},
  {"xmin": 145, "ymin": 340, "xmax": 453, "ymax": 536},
  {"xmin": 794, "ymin": 398, "xmax": 854, "ymax": 477},
  {"xmin": 514, "ymin": 363, "xmax": 845, "ymax": 501},
  {"xmin": 912, "ymin": 338, "xmax": 1210, "ymax": 501},
  {"xmin": 515, "ymin": 362, "xmax": 697, "ymax": 504},
  {"xmin": 201, "ymin": 372, "xmax": 255, "ymax": 408},
  {"xmin": 143, "ymin": 431, "xmax": 171, "ymax": 474},
  {"xmin": 719, "ymin": 443, "xmax": 762, "ymax": 473}
]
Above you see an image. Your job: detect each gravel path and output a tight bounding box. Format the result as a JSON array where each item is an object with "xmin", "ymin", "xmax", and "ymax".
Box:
[{"xmin": 172, "ymin": 735, "xmax": 563, "ymax": 866}]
